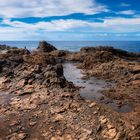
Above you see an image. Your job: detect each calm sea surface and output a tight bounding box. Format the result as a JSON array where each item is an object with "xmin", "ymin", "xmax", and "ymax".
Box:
[{"xmin": 0, "ymin": 41, "xmax": 140, "ymax": 52}]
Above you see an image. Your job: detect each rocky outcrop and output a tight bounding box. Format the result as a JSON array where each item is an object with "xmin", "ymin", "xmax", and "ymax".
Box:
[
  {"xmin": 0, "ymin": 44, "xmax": 75, "ymax": 94},
  {"xmin": 0, "ymin": 43, "xmax": 140, "ymax": 139},
  {"xmin": 78, "ymin": 47, "xmax": 140, "ymax": 108},
  {"xmin": 37, "ymin": 41, "xmax": 57, "ymax": 52},
  {"xmin": 80, "ymin": 46, "xmax": 140, "ymax": 61},
  {"xmin": 49, "ymin": 50, "xmax": 68, "ymax": 57},
  {"xmin": 23, "ymin": 52, "xmax": 56, "ymax": 65}
]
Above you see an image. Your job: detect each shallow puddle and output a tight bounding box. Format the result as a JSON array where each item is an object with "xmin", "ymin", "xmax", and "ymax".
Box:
[{"xmin": 63, "ymin": 62, "xmax": 132, "ymax": 113}]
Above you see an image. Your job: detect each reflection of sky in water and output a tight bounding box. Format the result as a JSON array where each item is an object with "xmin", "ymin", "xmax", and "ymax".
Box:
[
  {"xmin": 63, "ymin": 63, "xmax": 108, "ymax": 99},
  {"xmin": 63, "ymin": 63, "xmax": 133, "ymax": 113}
]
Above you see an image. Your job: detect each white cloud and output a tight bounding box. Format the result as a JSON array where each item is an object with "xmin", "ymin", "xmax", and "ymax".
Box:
[
  {"xmin": 117, "ymin": 10, "xmax": 135, "ymax": 15},
  {"xmin": 1, "ymin": 17, "xmax": 140, "ymax": 33},
  {"xmin": 1, "ymin": 16, "xmax": 140, "ymax": 40},
  {"xmin": 0, "ymin": 0, "xmax": 108, "ymax": 18}
]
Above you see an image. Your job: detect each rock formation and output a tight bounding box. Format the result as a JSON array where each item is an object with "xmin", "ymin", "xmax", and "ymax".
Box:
[
  {"xmin": 0, "ymin": 42, "xmax": 140, "ymax": 139},
  {"xmin": 37, "ymin": 41, "xmax": 57, "ymax": 52}
]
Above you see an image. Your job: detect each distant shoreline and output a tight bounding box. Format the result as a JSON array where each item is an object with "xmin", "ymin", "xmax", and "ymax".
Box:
[{"xmin": 0, "ymin": 40, "xmax": 140, "ymax": 52}]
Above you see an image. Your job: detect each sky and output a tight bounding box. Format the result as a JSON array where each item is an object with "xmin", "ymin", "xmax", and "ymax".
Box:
[{"xmin": 0, "ymin": 0, "xmax": 140, "ymax": 41}]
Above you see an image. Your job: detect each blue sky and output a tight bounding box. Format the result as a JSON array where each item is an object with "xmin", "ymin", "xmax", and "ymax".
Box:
[{"xmin": 0, "ymin": 0, "xmax": 140, "ymax": 41}]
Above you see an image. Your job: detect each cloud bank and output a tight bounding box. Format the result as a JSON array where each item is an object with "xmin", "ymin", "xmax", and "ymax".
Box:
[
  {"xmin": 0, "ymin": 0, "xmax": 139, "ymax": 40},
  {"xmin": 0, "ymin": 0, "xmax": 108, "ymax": 18},
  {"xmin": 2, "ymin": 16, "xmax": 140, "ymax": 33}
]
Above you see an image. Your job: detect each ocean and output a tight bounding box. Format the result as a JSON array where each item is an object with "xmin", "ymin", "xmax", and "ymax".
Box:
[{"xmin": 0, "ymin": 41, "xmax": 140, "ymax": 52}]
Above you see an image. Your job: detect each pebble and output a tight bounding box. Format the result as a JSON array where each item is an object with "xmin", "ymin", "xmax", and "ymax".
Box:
[
  {"xmin": 99, "ymin": 116, "xmax": 107, "ymax": 124},
  {"xmin": 88, "ymin": 102, "xmax": 96, "ymax": 108},
  {"xmin": 54, "ymin": 114, "xmax": 64, "ymax": 122}
]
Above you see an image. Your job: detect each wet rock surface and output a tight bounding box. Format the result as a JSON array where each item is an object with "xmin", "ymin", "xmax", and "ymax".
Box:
[
  {"xmin": 78, "ymin": 47, "xmax": 140, "ymax": 106},
  {"xmin": 63, "ymin": 62, "xmax": 133, "ymax": 113},
  {"xmin": 0, "ymin": 42, "xmax": 140, "ymax": 139}
]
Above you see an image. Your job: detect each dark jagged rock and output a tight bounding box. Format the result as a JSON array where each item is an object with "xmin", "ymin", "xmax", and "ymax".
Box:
[
  {"xmin": 7, "ymin": 48, "xmax": 30, "ymax": 55},
  {"xmin": 55, "ymin": 64, "xmax": 63, "ymax": 76},
  {"xmin": 0, "ymin": 43, "xmax": 74, "ymax": 91},
  {"xmin": 37, "ymin": 41, "xmax": 57, "ymax": 52},
  {"xmin": 80, "ymin": 46, "xmax": 140, "ymax": 60},
  {"xmin": 49, "ymin": 50, "xmax": 68, "ymax": 57},
  {"xmin": 23, "ymin": 53, "xmax": 56, "ymax": 65},
  {"xmin": 0, "ymin": 61, "xmax": 5, "ymax": 73}
]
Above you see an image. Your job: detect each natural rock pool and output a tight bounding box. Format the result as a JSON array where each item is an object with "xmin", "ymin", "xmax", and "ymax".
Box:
[{"xmin": 63, "ymin": 62, "xmax": 133, "ymax": 113}]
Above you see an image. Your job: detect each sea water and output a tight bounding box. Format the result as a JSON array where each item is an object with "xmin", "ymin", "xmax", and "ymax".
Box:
[{"xmin": 0, "ymin": 41, "xmax": 140, "ymax": 52}]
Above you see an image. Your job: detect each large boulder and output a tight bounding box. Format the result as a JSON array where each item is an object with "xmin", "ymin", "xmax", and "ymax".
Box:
[{"xmin": 37, "ymin": 41, "xmax": 57, "ymax": 53}]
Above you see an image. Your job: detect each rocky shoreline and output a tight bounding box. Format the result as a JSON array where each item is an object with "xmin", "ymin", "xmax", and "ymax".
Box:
[{"xmin": 0, "ymin": 41, "xmax": 140, "ymax": 140}]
